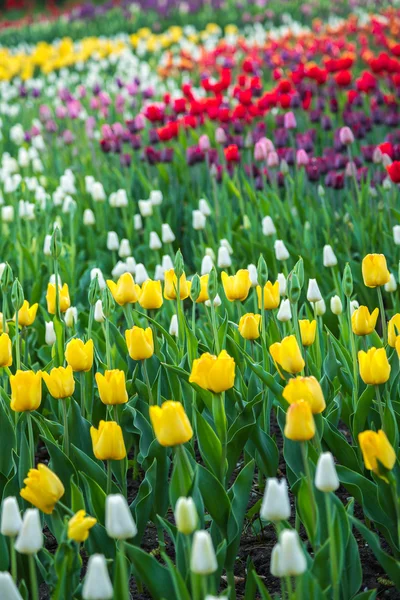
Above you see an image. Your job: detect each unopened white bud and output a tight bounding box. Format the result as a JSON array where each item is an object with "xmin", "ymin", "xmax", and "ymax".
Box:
[
  {"xmin": 169, "ymin": 314, "xmax": 178, "ymax": 337},
  {"xmin": 0, "ymin": 572, "xmax": 23, "ymax": 599},
  {"xmin": 205, "ymin": 294, "xmax": 221, "ymax": 308},
  {"xmin": 262, "ymin": 216, "xmax": 276, "ymax": 237},
  {"xmin": 260, "ymin": 478, "xmax": 290, "ymax": 522},
  {"xmin": 45, "ymin": 322, "xmax": 56, "ymax": 345},
  {"xmin": 43, "ymin": 234, "xmax": 52, "ymax": 257},
  {"xmin": 270, "ymin": 543, "xmax": 283, "ymax": 578},
  {"xmin": 199, "ymin": 198, "xmax": 211, "ymax": 216},
  {"xmin": 91, "ymin": 182, "xmax": 106, "ymax": 202},
  {"xmin": 82, "ymin": 554, "xmax": 113, "ymax": 600},
  {"xmin": 134, "ymin": 214, "xmax": 143, "ymax": 230},
  {"xmin": 119, "ymin": 239, "xmax": 131, "ymax": 258},
  {"xmin": 2, "ymin": 206, "xmax": 14, "ymax": 222},
  {"xmin": 149, "ymin": 231, "xmax": 162, "ymax": 250},
  {"xmin": 350, "ymin": 300, "xmax": 359, "ymax": 316},
  {"xmin": 393, "ymin": 225, "xmax": 400, "ymax": 246},
  {"xmin": 193, "ymin": 210, "xmax": 206, "ymax": 230},
  {"xmin": 330, "ymin": 295, "xmax": 342, "ymax": 315},
  {"xmin": 1, "ymin": 497, "xmax": 22, "ymax": 537},
  {"xmin": 138, "ymin": 199, "xmax": 153, "ymax": 217},
  {"xmin": 277, "ymin": 299, "xmax": 292, "ymax": 322},
  {"xmin": 274, "ymin": 240, "xmax": 289, "ymax": 261},
  {"xmin": 323, "ymin": 245, "xmax": 337, "ymax": 267},
  {"xmin": 217, "ymin": 246, "xmax": 231, "ymax": 268},
  {"xmin": 111, "ymin": 261, "xmax": 127, "ymax": 278},
  {"xmin": 107, "ymin": 231, "xmax": 119, "ymax": 251},
  {"xmin": 315, "ymin": 452, "xmax": 339, "ymax": 492},
  {"xmin": 94, "ymin": 300, "xmax": 105, "ymax": 323},
  {"xmin": 161, "ymin": 223, "xmax": 175, "ymax": 244},
  {"xmin": 125, "ymin": 257, "xmax": 136, "ymax": 274},
  {"xmin": 154, "ymin": 265, "xmax": 165, "ymax": 281},
  {"xmin": 278, "ymin": 530, "xmax": 307, "ymax": 577},
  {"xmin": 15, "ymin": 509, "xmax": 43, "ymax": 555},
  {"xmin": 135, "ymin": 263, "xmax": 149, "ymax": 285},
  {"xmin": 385, "ymin": 273, "xmax": 397, "ymax": 293},
  {"xmin": 64, "ymin": 307, "xmax": 78, "ymax": 328},
  {"xmin": 277, "ymin": 273, "xmax": 287, "ymax": 296},
  {"xmin": 190, "ymin": 530, "xmax": 217, "ymax": 575},
  {"xmin": 247, "ymin": 264, "xmax": 258, "ymax": 287},
  {"xmin": 149, "ymin": 190, "xmax": 163, "ymax": 205},
  {"xmin": 307, "ymin": 279, "xmax": 322, "ymax": 303},
  {"xmin": 105, "ymin": 494, "xmax": 137, "ymax": 540},
  {"xmin": 201, "ymin": 255, "xmax": 214, "ymax": 275},
  {"xmin": 315, "ymin": 298, "xmax": 326, "ymax": 316},
  {"xmin": 91, "ymin": 268, "xmax": 106, "ymax": 290},
  {"xmin": 83, "ymin": 209, "xmax": 95, "ymax": 226},
  {"xmin": 175, "ymin": 497, "xmax": 197, "ymax": 534}
]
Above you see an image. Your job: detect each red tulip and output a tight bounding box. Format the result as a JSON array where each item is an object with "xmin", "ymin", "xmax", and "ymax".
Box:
[{"xmin": 386, "ymin": 162, "xmax": 400, "ymax": 183}]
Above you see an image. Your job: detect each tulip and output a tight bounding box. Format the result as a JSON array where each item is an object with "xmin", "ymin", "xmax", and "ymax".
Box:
[
  {"xmin": 247, "ymin": 264, "xmax": 258, "ymax": 287},
  {"xmin": 107, "ymin": 272, "xmax": 139, "ymax": 306},
  {"xmin": 190, "ymin": 530, "xmax": 218, "ymax": 574},
  {"xmin": 161, "ymin": 223, "xmax": 175, "ymax": 243},
  {"xmin": 307, "ymin": 279, "xmax": 322, "ymax": 303},
  {"xmin": 299, "ymin": 319, "xmax": 316, "ymax": 346},
  {"xmin": 221, "ymin": 270, "xmax": 251, "ymax": 302},
  {"xmin": 138, "ymin": 279, "xmax": 163, "ymax": 309},
  {"xmin": 64, "ymin": 307, "xmax": 78, "ymax": 328},
  {"xmin": 339, "ymin": 126, "xmax": 354, "ymax": 146},
  {"xmin": 1, "ymin": 497, "xmax": 22, "ymax": 537},
  {"xmin": 238, "ymin": 313, "xmax": 261, "ymax": 340},
  {"xmin": 277, "ymin": 299, "xmax": 292, "ymax": 322},
  {"xmin": 277, "ymin": 273, "xmax": 287, "ymax": 296},
  {"xmin": 315, "ymin": 298, "xmax": 326, "ymax": 316},
  {"xmin": 260, "ymin": 478, "xmax": 290, "ymax": 522},
  {"xmin": 90, "ymin": 421, "xmax": 126, "ymax": 461},
  {"xmin": 283, "ymin": 376, "xmax": 325, "ymax": 414},
  {"xmin": 278, "ymin": 530, "xmax": 307, "ymax": 576},
  {"xmin": 274, "ymin": 240, "xmax": 289, "ymax": 261},
  {"xmin": 82, "ymin": 554, "xmax": 113, "ymax": 600},
  {"xmin": 10, "ymin": 370, "xmax": 42, "ymax": 412},
  {"xmin": 106, "ymin": 494, "xmax": 137, "ymax": 540},
  {"xmin": 125, "ymin": 326, "xmax": 154, "ymax": 360},
  {"xmin": 14, "ymin": 509, "xmax": 42, "ymax": 555},
  {"xmin": 351, "ymin": 306, "xmax": 379, "ymax": 336},
  {"xmin": 201, "ymin": 255, "xmax": 214, "ymax": 276},
  {"xmin": 175, "ymin": 497, "xmax": 198, "ymax": 535},
  {"xmin": 358, "ymin": 430, "xmax": 396, "ymax": 482},
  {"xmin": 270, "ymin": 336, "xmax": 305, "ymax": 375},
  {"xmin": 0, "ymin": 572, "xmax": 23, "ymax": 600},
  {"xmin": 284, "ymin": 400, "xmax": 315, "ymax": 441},
  {"xmin": 196, "ymin": 275, "xmax": 209, "ymax": 304},
  {"xmin": 20, "ymin": 464, "xmax": 64, "ymax": 516},
  {"xmin": 358, "ymin": 347, "xmax": 390, "ymax": 385},
  {"xmin": 362, "ymin": 254, "xmax": 390, "ymax": 288},
  {"xmin": 262, "ymin": 216, "xmax": 276, "ymax": 236},
  {"xmin": 256, "ymin": 281, "xmax": 280, "ymax": 309},
  {"xmin": 189, "ymin": 350, "xmax": 235, "ymax": 393},
  {"xmin": 149, "ymin": 401, "xmax": 193, "ymax": 447},
  {"xmin": 94, "ymin": 300, "xmax": 105, "ymax": 323},
  {"xmin": 217, "ymin": 246, "xmax": 231, "ymax": 268},
  {"xmin": 388, "ymin": 314, "xmax": 400, "ymax": 347},
  {"xmin": 65, "ymin": 338, "xmax": 94, "ymax": 372},
  {"xmin": 323, "ymin": 245, "xmax": 337, "ymax": 267},
  {"xmin": 68, "ymin": 510, "xmax": 97, "ymax": 543},
  {"xmin": 119, "ymin": 239, "xmax": 131, "ymax": 258},
  {"xmin": 164, "ymin": 269, "xmax": 190, "ymax": 300},
  {"xmin": 393, "ymin": 225, "xmax": 400, "ymax": 246},
  {"xmin": 315, "ymin": 452, "xmax": 339, "ymax": 492},
  {"xmin": 107, "ymin": 231, "xmax": 119, "ymax": 251},
  {"xmin": 17, "ymin": 300, "xmax": 38, "ymax": 327},
  {"xmin": 0, "ymin": 333, "xmax": 12, "ymax": 367},
  {"xmin": 330, "ymin": 295, "xmax": 343, "ymax": 315},
  {"xmin": 95, "ymin": 370, "xmax": 128, "ymax": 406},
  {"xmin": 46, "ymin": 283, "xmax": 71, "ymax": 314},
  {"xmin": 42, "ymin": 366, "xmax": 75, "ymax": 399},
  {"xmin": 45, "ymin": 322, "xmax": 56, "ymax": 345},
  {"xmin": 270, "ymin": 543, "xmax": 283, "ymax": 578}
]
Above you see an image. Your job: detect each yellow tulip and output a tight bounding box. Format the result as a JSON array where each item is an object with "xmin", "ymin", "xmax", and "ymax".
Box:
[
  {"xmin": 299, "ymin": 320, "xmax": 317, "ymax": 346},
  {"xmin": 46, "ymin": 283, "xmax": 71, "ymax": 314},
  {"xmin": 107, "ymin": 273, "xmax": 139, "ymax": 306},
  {"xmin": 283, "ymin": 376, "xmax": 325, "ymax": 414},
  {"xmin": 10, "ymin": 370, "xmax": 42, "ymax": 412},
  {"xmin": 395, "ymin": 337, "xmax": 400, "ymax": 359},
  {"xmin": 17, "ymin": 300, "xmax": 38, "ymax": 327},
  {"xmin": 65, "ymin": 339, "xmax": 94, "ymax": 372},
  {"xmin": 196, "ymin": 275, "xmax": 209, "ymax": 304},
  {"xmin": 20, "ymin": 464, "xmax": 65, "ymax": 514},
  {"xmin": 138, "ymin": 280, "xmax": 163, "ymax": 310},
  {"xmin": 284, "ymin": 400, "xmax": 315, "ymax": 441},
  {"xmin": 189, "ymin": 350, "xmax": 235, "ymax": 393},
  {"xmin": 149, "ymin": 401, "xmax": 193, "ymax": 446},
  {"xmin": 42, "ymin": 366, "xmax": 75, "ymax": 399},
  {"xmin": 388, "ymin": 314, "xmax": 400, "ymax": 347},
  {"xmin": 359, "ymin": 429, "xmax": 396, "ymax": 482},
  {"xmin": 164, "ymin": 270, "xmax": 190, "ymax": 300},
  {"xmin": 68, "ymin": 510, "xmax": 97, "ymax": 543},
  {"xmin": 256, "ymin": 281, "xmax": 280, "ymax": 310},
  {"xmin": 95, "ymin": 370, "xmax": 128, "ymax": 405},
  {"xmin": 0, "ymin": 333, "xmax": 12, "ymax": 367},
  {"xmin": 358, "ymin": 347, "xmax": 391, "ymax": 385},
  {"xmin": 362, "ymin": 254, "xmax": 390, "ymax": 288},
  {"xmin": 90, "ymin": 421, "xmax": 126, "ymax": 461},
  {"xmin": 238, "ymin": 313, "xmax": 261, "ymax": 340},
  {"xmin": 221, "ymin": 270, "xmax": 251, "ymax": 301},
  {"xmin": 125, "ymin": 326, "xmax": 154, "ymax": 360},
  {"xmin": 351, "ymin": 306, "xmax": 379, "ymax": 336},
  {"xmin": 270, "ymin": 335, "xmax": 305, "ymax": 376}
]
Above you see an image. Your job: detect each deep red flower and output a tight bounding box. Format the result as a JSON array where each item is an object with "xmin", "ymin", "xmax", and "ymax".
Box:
[
  {"xmin": 334, "ymin": 70, "xmax": 352, "ymax": 87},
  {"xmin": 224, "ymin": 144, "xmax": 240, "ymax": 163},
  {"xmin": 386, "ymin": 161, "xmax": 400, "ymax": 183},
  {"xmin": 378, "ymin": 142, "xmax": 394, "ymax": 159}
]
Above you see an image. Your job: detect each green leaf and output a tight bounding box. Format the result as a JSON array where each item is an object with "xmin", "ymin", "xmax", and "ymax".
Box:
[
  {"xmin": 195, "ymin": 409, "xmax": 223, "ymax": 479},
  {"xmin": 125, "ymin": 543, "xmax": 176, "ymax": 600}
]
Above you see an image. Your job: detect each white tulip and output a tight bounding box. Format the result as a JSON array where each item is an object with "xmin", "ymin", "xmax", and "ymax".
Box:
[
  {"xmin": 90, "ymin": 268, "xmax": 106, "ymax": 290},
  {"xmin": 15, "ymin": 509, "xmax": 42, "ymax": 555},
  {"xmin": 274, "ymin": 240, "xmax": 289, "ymax": 261},
  {"xmin": 350, "ymin": 300, "xmax": 359, "ymax": 316},
  {"xmin": 91, "ymin": 182, "xmax": 106, "ymax": 202},
  {"xmin": 45, "ymin": 322, "xmax": 56, "ymax": 346},
  {"xmin": 262, "ymin": 216, "xmax": 276, "ymax": 236},
  {"xmin": 107, "ymin": 231, "xmax": 119, "ymax": 251},
  {"xmin": 111, "ymin": 261, "xmax": 127, "ymax": 278},
  {"xmin": 217, "ymin": 246, "xmax": 231, "ymax": 268},
  {"xmin": 307, "ymin": 279, "xmax": 322, "ymax": 303},
  {"xmin": 201, "ymin": 255, "xmax": 214, "ymax": 276},
  {"xmin": 190, "ymin": 531, "xmax": 218, "ymax": 574},
  {"xmin": 149, "ymin": 232, "xmax": 162, "ymax": 250},
  {"xmin": 199, "ymin": 198, "xmax": 211, "ymax": 216},
  {"xmin": 270, "ymin": 543, "xmax": 283, "ymax": 578},
  {"xmin": 105, "ymin": 494, "xmax": 137, "ymax": 540},
  {"xmin": 169, "ymin": 314, "xmax": 178, "ymax": 337},
  {"xmin": 315, "ymin": 298, "xmax": 326, "ymax": 316},
  {"xmin": 161, "ymin": 223, "xmax": 175, "ymax": 244},
  {"xmin": 247, "ymin": 264, "xmax": 258, "ymax": 287},
  {"xmin": 94, "ymin": 300, "xmax": 105, "ymax": 323},
  {"xmin": 1, "ymin": 497, "xmax": 22, "ymax": 537},
  {"xmin": 135, "ymin": 263, "xmax": 149, "ymax": 285},
  {"xmin": 134, "ymin": 214, "xmax": 143, "ymax": 230},
  {"xmin": 192, "ymin": 210, "xmax": 206, "ymax": 230},
  {"xmin": 323, "ymin": 245, "xmax": 337, "ymax": 267},
  {"xmin": 278, "ymin": 530, "xmax": 307, "ymax": 577},
  {"xmin": 220, "ymin": 239, "xmax": 233, "ymax": 254},
  {"xmin": 2, "ymin": 206, "xmax": 14, "ymax": 222},
  {"xmin": 64, "ymin": 307, "xmax": 78, "ymax": 328},
  {"xmin": 154, "ymin": 265, "xmax": 165, "ymax": 281},
  {"xmin": 315, "ymin": 452, "xmax": 340, "ymax": 493},
  {"xmin": 82, "ymin": 554, "xmax": 113, "ymax": 600},
  {"xmin": 205, "ymin": 294, "xmax": 221, "ymax": 308},
  {"xmin": 83, "ymin": 209, "xmax": 95, "ymax": 226},
  {"xmin": 138, "ymin": 199, "xmax": 153, "ymax": 217},
  {"xmin": 149, "ymin": 190, "xmax": 163, "ymax": 205},
  {"xmin": 393, "ymin": 225, "xmax": 400, "ymax": 246},
  {"xmin": 162, "ymin": 255, "xmax": 174, "ymax": 272},
  {"xmin": 330, "ymin": 295, "xmax": 343, "ymax": 315},
  {"xmin": 119, "ymin": 239, "xmax": 131, "ymax": 258},
  {"xmin": 43, "ymin": 234, "xmax": 52, "ymax": 257},
  {"xmin": 260, "ymin": 478, "xmax": 290, "ymax": 522},
  {"xmin": 0, "ymin": 572, "xmax": 23, "ymax": 600},
  {"xmin": 385, "ymin": 273, "xmax": 397, "ymax": 293},
  {"xmin": 277, "ymin": 299, "xmax": 292, "ymax": 322},
  {"xmin": 175, "ymin": 497, "xmax": 197, "ymax": 535},
  {"xmin": 277, "ymin": 273, "xmax": 287, "ymax": 296},
  {"xmin": 125, "ymin": 257, "xmax": 136, "ymax": 274}
]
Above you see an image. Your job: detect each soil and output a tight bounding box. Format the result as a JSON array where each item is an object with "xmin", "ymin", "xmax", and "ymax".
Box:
[{"xmin": 34, "ymin": 419, "xmax": 400, "ymax": 600}]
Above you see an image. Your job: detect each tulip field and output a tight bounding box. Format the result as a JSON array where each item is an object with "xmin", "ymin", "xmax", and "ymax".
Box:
[{"xmin": 1, "ymin": 1, "xmax": 400, "ymax": 599}]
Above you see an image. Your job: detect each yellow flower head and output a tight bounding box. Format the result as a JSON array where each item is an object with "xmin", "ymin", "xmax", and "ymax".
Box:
[
  {"xmin": 270, "ymin": 335, "xmax": 305, "ymax": 376},
  {"xmin": 299, "ymin": 319, "xmax": 317, "ymax": 346},
  {"xmin": 359, "ymin": 429, "xmax": 396, "ymax": 482},
  {"xmin": 138, "ymin": 279, "xmax": 163, "ymax": 310},
  {"xmin": 68, "ymin": 510, "xmax": 97, "ymax": 543},
  {"xmin": 283, "ymin": 376, "xmax": 325, "ymax": 414},
  {"xmin": 18, "ymin": 300, "xmax": 38, "ymax": 327},
  {"xmin": 0, "ymin": 333, "xmax": 12, "ymax": 367},
  {"xmin": 20, "ymin": 464, "xmax": 65, "ymax": 514},
  {"xmin": 196, "ymin": 275, "xmax": 210, "ymax": 304},
  {"xmin": 189, "ymin": 350, "xmax": 235, "ymax": 393},
  {"xmin": 46, "ymin": 283, "xmax": 71, "ymax": 314},
  {"xmin": 256, "ymin": 281, "xmax": 280, "ymax": 310},
  {"xmin": 125, "ymin": 326, "xmax": 154, "ymax": 361},
  {"xmin": 90, "ymin": 420, "xmax": 126, "ymax": 461},
  {"xmin": 10, "ymin": 370, "xmax": 42, "ymax": 412},
  {"xmin": 238, "ymin": 313, "xmax": 261, "ymax": 340},
  {"xmin": 362, "ymin": 254, "xmax": 390, "ymax": 288},
  {"xmin": 284, "ymin": 400, "xmax": 316, "ymax": 441},
  {"xmin": 351, "ymin": 306, "xmax": 379, "ymax": 336},
  {"xmin": 149, "ymin": 401, "xmax": 193, "ymax": 447},
  {"xmin": 95, "ymin": 369, "xmax": 128, "ymax": 406},
  {"xmin": 42, "ymin": 365, "xmax": 75, "ymax": 399},
  {"xmin": 221, "ymin": 270, "xmax": 251, "ymax": 302},
  {"xmin": 164, "ymin": 270, "xmax": 190, "ymax": 300},
  {"xmin": 388, "ymin": 314, "xmax": 400, "ymax": 347},
  {"xmin": 107, "ymin": 273, "xmax": 139, "ymax": 306},
  {"xmin": 358, "ymin": 347, "xmax": 391, "ymax": 385},
  {"xmin": 65, "ymin": 339, "xmax": 94, "ymax": 372}
]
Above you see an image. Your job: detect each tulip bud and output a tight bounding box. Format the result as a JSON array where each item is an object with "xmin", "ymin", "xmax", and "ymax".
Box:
[
  {"xmin": 323, "ymin": 244, "xmax": 337, "ymax": 267},
  {"xmin": 342, "ymin": 263, "xmax": 353, "ymax": 298},
  {"xmin": 88, "ymin": 275, "xmax": 100, "ymax": 306},
  {"xmin": 175, "ymin": 497, "xmax": 198, "ymax": 535},
  {"xmin": 105, "ymin": 494, "xmax": 137, "ymax": 540},
  {"xmin": 149, "ymin": 232, "xmax": 162, "ymax": 251},
  {"xmin": 288, "ymin": 273, "xmax": 300, "ymax": 304},
  {"xmin": 45, "ymin": 321, "xmax": 56, "ymax": 345},
  {"xmin": 90, "ymin": 268, "xmax": 106, "ymax": 290},
  {"xmin": 192, "ymin": 209, "xmax": 206, "ymax": 230},
  {"xmin": 11, "ymin": 279, "xmax": 24, "ymax": 312},
  {"xmin": 278, "ymin": 530, "xmax": 307, "ymax": 577},
  {"xmin": 134, "ymin": 214, "xmax": 143, "ymax": 230},
  {"xmin": 274, "ymin": 240, "xmax": 289, "ymax": 261},
  {"xmin": 119, "ymin": 239, "xmax": 131, "ymax": 258},
  {"xmin": 161, "ymin": 223, "xmax": 175, "ymax": 244},
  {"xmin": 330, "ymin": 295, "xmax": 342, "ymax": 315},
  {"xmin": 277, "ymin": 273, "xmax": 287, "ymax": 296},
  {"xmin": 315, "ymin": 452, "xmax": 339, "ymax": 492},
  {"xmin": 270, "ymin": 543, "xmax": 283, "ymax": 578},
  {"xmin": 205, "ymin": 294, "xmax": 221, "ymax": 308},
  {"xmin": 280, "ymin": 159, "xmax": 289, "ymax": 174},
  {"xmin": 257, "ymin": 254, "xmax": 268, "ymax": 288},
  {"xmin": 135, "ymin": 263, "xmax": 149, "ymax": 285},
  {"xmin": 169, "ymin": 314, "xmax": 178, "ymax": 337},
  {"xmin": 207, "ymin": 267, "xmax": 218, "ymax": 302},
  {"xmin": 385, "ymin": 273, "xmax": 397, "ymax": 293},
  {"xmin": 315, "ymin": 298, "xmax": 326, "ymax": 316},
  {"xmin": 394, "ymin": 225, "xmax": 400, "ymax": 246},
  {"xmin": 83, "ymin": 208, "xmax": 95, "ymax": 226},
  {"xmin": 201, "ymin": 255, "xmax": 213, "ymax": 275},
  {"xmin": 94, "ymin": 299, "xmax": 105, "ymax": 323},
  {"xmin": 174, "ymin": 249, "xmax": 184, "ymax": 279},
  {"xmin": 199, "ymin": 199, "xmax": 211, "ymax": 216},
  {"xmin": 217, "ymin": 246, "xmax": 231, "ymax": 268},
  {"xmin": 102, "ymin": 286, "xmax": 115, "ymax": 319},
  {"xmin": 277, "ymin": 299, "xmax": 292, "ymax": 322},
  {"xmin": 190, "ymin": 530, "xmax": 218, "ymax": 574},
  {"xmin": 82, "ymin": 554, "xmax": 113, "ymax": 600},
  {"xmin": 1, "ymin": 496, "xmax": 22, "ymax": 537},
  {"xmin": 307, "ymin": 279, "xmax": 322, "ymax": 303},
  {"xmin": 43, "ymin": 234, "xmax": 52, "ymax": 256},
  {"xmin": 107, "ymin": 231, "xmax": 119, "ymax": 251},
  {"xmin": 15, "ymin": 509, "xmax": 43, "ymax": 555},
  {"xmin": 339, "ymin": 126, "xmax": 354, "ymax": 146},
  {"xmin": 190, "ymin": 274, "xmax": 201, "ymax": 302},
  {"xmin": 350, "ymin": 300, "xmax": 359, "ymax": 315},
  {"xmin": 0, "ymin": 572, "xmax": 23, "ymax": 600},
  {"xmin": 260, "ymin": 478, "xmax": 290, "ymax": 522},
  {"xmin": 64, "ymin": 306, "xmax": 78, "ymax": 328},
  {"xmin": 0, "ymin": 263, "xmax": 13, "ymax": 292},
  {"xmin": 150, "ymin": 190, "xmax": 163, "ymax": 206},
  {"xmin": 262, "ymin": 216, "xmax": 276, "ymax": 236},
  {"xmin": 154, "ymin": 265, "xmax": 164, "ymax": 281},
  {"xmin": 373, "ymin": 147, "xmax": 382, "ymax": 164},
  {"xmin": 247, "ymin": 263, "xmax": 258, "ymax": 287}
]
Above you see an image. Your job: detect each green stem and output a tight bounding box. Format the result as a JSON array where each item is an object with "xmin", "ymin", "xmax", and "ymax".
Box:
[
  {"xmin": 212, "ymin": 393, "xmax": 227, "ymax": 483},
  {"xmin": 80, "ymin": 372, "xmax": 86, "ymax": 419},
  {"xmin": 300, "ymin": 442, "xmax": 316, "ymax": 545},
  {"xmin": 142, "ymin": 360, "xmax": 154, "ymax": 405},
  {"xmin": 116, "ymin": 540, "xmax": 130, "ymax": 600},
  {"xmin": 58, "ymin": 500, "xmax": 74, "ymax": 516},
  {"xmin": 105, "ymin": 318, "xmax": 112, "ymax": 369},
  {"xmin": 227, "ymin": 570, "xmax": 236, "ymax": 600},
  {"xmin": 62, "ymin": 398, "xmax": 69, "ymax": 457},
  {"xmin": 10, "ymin": 537, "xmax": 17, "ymax": 582},
  {"xmin": 29, "ymin": 555, "xmax": 39, "ymax": 600},
  {"xmin": 209, "ymin": 301, "xmax": 220, "ymax": 354},
  {"xmin": 107, "ymin": 460, "xmax": 112, "ymax": 494},
  {"xmin": 27, "ymin": 412, "xmax": 35, "ymax": 469},
  {"xmin": 390, "ymin": 476, "xmax": 400, "ymax": 550},
  {"xmin": 377, "ymin": 286, "xmax": 387, "ymax": 344},
  {"xmin": 325, "ymin": 494, "xmax": 339, "ymax": 600},
  {"xmin": 15, "ymin": 311, "xmax": 21, "ymax": 371},
  {"xmin": 347, "ymin": 299, "xmax": 359, "ymax": 409},
  {"xmin": 375, "ymin": 385, "xmax": 385, "ymax": 431}
]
